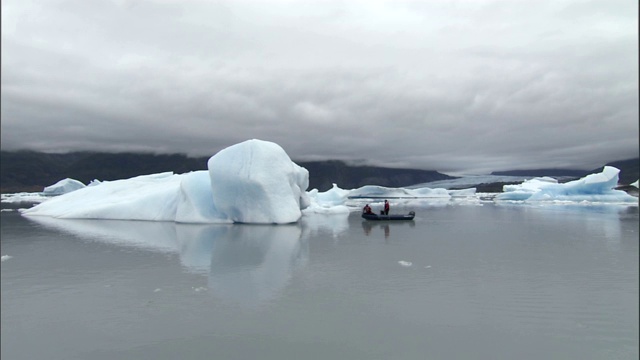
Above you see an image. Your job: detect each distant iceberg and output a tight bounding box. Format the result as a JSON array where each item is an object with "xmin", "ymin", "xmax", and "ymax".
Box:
[
  {"xmin": 43, "ymin": 178, "xmax": 85, "ymax": 195},
  {"xmin": 347, "ymin": 185, "xmax": 452, "ymax": 199},
  {"xmin": 495, "ymin": 166, "xmax": 637, "ymax": 203}
]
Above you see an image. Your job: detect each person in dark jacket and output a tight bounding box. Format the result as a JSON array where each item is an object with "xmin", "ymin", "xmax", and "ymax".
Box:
[
  {"xmin": 363, "ymin": 204, "xmax": 373, "ymax": 214},
  {"xmin": 383, "ymin": 200, "xmax": 390, "ymax": 215}
]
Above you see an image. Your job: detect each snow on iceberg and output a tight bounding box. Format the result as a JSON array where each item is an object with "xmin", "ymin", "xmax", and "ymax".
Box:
[
  {"xmin": 43, "ymin": 178, "xmax": 85, "ymax": 195},
  {"xmin": 208, "ymin": 139, "xmax": 310, "ymax": 223},
  {"xmin": 495, "ymin": 166, "xmax": 638, "ymax": 203}
]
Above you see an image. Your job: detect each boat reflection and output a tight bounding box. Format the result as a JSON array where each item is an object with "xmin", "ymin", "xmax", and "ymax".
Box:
[{"xmin": 361, "ymin": 219, "xmax": 415, "ymax": 239}]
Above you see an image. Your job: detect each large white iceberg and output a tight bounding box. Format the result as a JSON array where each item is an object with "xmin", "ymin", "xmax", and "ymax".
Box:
[
  {"xmin": 495, "ymin": 166, "xmax": 638, "ymax": 203},
  {"xmin": 22, "ymin": 139, "xmax": 311, "ymax": 224}
]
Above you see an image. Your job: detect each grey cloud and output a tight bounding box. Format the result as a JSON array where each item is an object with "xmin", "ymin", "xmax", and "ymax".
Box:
[{"xmin": 1, "ymin": 0, "xmax": 637, "ymax": 174}]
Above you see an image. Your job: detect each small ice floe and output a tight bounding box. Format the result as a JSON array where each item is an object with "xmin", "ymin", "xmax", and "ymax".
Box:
[
  {"xmin": 192, "ymin": 286, "xmax": 208, "ymax": 292},
  {"xmin": 424, "ymin": 265, "xmax": 432, "ymax": 269},
  {"xmin": 1, "ymin": 209, "xmax": 14, "ymax": 212},
  {"xmin": 1, "ymin": 255, "xmax": 13, "ymax": 262},
  {"xmin": 1, "ymin": 192, "xmax": 50, "ymax": 204},
  {"xmin": 153, "ymin": 288, "xmax": 162, "ymax": 293},
  {"xmin": 398, "ymin": 260, "xmax": 412, "ymax": 267}
]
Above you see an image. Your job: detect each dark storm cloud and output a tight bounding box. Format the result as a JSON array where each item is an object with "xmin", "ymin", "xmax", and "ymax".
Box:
[{"xmin": 2, "ymin": 0, "xmax": 637, "ymax": 174}]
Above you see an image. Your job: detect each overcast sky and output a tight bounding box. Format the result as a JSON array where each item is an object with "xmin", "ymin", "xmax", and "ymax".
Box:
[{"xmin": 2, "ymin": 0, "xmax": 638, "ymax": 174}]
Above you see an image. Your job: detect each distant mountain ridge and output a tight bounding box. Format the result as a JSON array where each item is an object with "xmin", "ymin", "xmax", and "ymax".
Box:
[
  {"xmin": 1, "ymin": 151, "xmax": 637, "ymax": 193},
  {"xmin": 0, "ymin": 151, "xmax": 453, "ymax": 193},
  {"xmin": 296, "ymin": 160, "xmax": 453, "ymax": 191}
]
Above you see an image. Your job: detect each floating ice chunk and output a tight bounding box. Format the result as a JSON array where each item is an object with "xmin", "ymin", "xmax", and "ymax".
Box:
[
  {"xmin": 154, "ymin": 288, "xmax": 162, "ymax": 292},
  {"xmin": 307, "ymin": 183, "xmax": 351, "ymax": 206},
  {"xmin": 348, "ymin": 185, "xmax": 450, "ymax": 199},
  {"xmin": 302, "ymin": 203, "xmax": 350, "ymax": 215},
  {"xmin": 192, "ymin": 286, "xmax": 208, "ymax": 292},
  {"xmin": 448, "ymin": 188, "xmax": 477, "ymax": 197},
  {"xmin": 1, "ymin": 255, "xmax": 12, "ymax": 262},
  {"xmin": 208, "ymin": 139, "xmax": 310, "ymax": 224},
  {"xmin": 1, "ymin": 192, "xmax": 50, "ymax": 204},
  {"xmin": 304, "ymin": 184, "xmax": 352, "ymax": 214},
  {"xmin": 398, "ymin": 260, "xmax": 412, "ymax": 267},
  {"xmin": 410, "ymin": 187, "xmax": 451, "ymax": 198},
  {"xmin": 502, "ymin": 176, "xmax": 557, "ymax": 193},
  {"xmin": 348, "ymin": 185, "xmax": 412, "ymax": 198},
  {"xmin": 43, "ymin": 178, "xmax": 86, "ymax": 195},
  {"xmin": 631, "ymin": 180, "xmax": 639, "ymax": 188},
  {"xmin": 495, "ymin": 167, "xmax": 637, "ymax": 203}
]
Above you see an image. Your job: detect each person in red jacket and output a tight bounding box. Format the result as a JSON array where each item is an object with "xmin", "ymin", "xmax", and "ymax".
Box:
[
  {"xmin": 383, "ymin": 200, "xmax": 390, "ymax": 215},
  {"xmin": 363, "ymin": 204, "xmax": 373, "ymax": 214}
]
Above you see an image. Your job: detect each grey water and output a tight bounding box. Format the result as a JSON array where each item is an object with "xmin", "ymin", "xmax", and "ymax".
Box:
[{"xmin": 1, "ymin": 203, "xmax": 638, "ymax": 360}]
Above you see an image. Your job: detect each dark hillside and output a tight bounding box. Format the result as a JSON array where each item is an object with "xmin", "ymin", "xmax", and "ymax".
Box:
[
  {"xmin": 0, "ymin": 151, "xmax": 207, "ymax": 193},
  {"xmin": 296, "ymin": 160, "xmax": 454, "ymax": 191},
  {"xmin": 1, "ymin": 151, "xmax": 93, "ymax": 192},
  {"xmin": 63, "ymin": 153, "xmax": 207, "ymax": 183},
  {"xmin": 1, "ymin": 151, "xmax": 453, "ymax": 193},
  {"xmin": 2, "ymin": 151, "xmax": 637, "ymax": 193}
]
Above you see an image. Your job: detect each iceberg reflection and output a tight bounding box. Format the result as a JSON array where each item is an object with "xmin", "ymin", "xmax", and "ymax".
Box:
[
  {"xmin": 24, "ymin": 216, "xmax": 312, "ymax": 307},
  {"xmin": 208, "ymin": 224, "xmax": 307, "ymax": 307}
]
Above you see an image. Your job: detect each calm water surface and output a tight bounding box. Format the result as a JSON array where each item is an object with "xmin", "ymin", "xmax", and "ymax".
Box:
[{"xmin": 1, "ymin": 203, "xmax": 638, "ymax": 360}]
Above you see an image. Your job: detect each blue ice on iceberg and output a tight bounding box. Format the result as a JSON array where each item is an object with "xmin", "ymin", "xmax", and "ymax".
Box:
[
  {"xmin": 208, "ymin": 139, "xmax": 310, "ymax": 223},
  {"xmin": 22, "ymin": 140, "xmax": 312, "ymax": 224}
]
